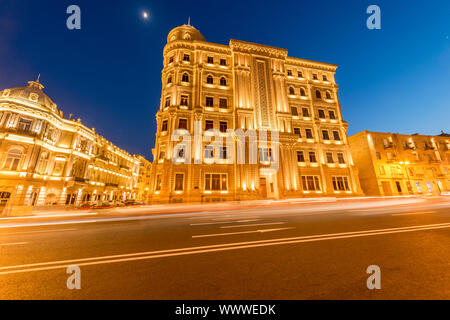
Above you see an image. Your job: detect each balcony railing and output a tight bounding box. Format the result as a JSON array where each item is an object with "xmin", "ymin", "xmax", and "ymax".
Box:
[
  {"xmin": 105, "ymin": 183, "xmax": 119, "ymax": 187},
  {"xmin": 5, "ymin": 127, "xmax": 39, "ymax": 138}
]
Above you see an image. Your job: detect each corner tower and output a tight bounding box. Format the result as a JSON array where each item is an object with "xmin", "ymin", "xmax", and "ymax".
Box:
[{"xmin": 148, "ymin": 25, "xmax": 363, "ymax": 203}]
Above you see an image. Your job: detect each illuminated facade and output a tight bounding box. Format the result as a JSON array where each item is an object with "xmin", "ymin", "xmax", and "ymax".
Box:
[
  {"xmin": 349, "ymin": 131, "xmax": 450, "ymax": 196},
  {"xmin": 0, "ymin": 78, "xmax": 141, "ymax": 215},
  {"xmin": 136, "ymin": 154, "xmax": 152, "ymax": 203},
  {"xmin": 148, "ymin": 24, "xmax": 363, "ymax": 203}
]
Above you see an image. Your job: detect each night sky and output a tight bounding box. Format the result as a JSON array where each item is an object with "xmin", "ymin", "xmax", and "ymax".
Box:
[{"xmin": 0, "ymin": 0, "xmax": 449, "ymax": 160}]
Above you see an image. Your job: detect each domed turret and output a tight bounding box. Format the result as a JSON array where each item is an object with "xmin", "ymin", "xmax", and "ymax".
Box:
[
  {"xmin": 0, "ymin": 75, "xmax": 58, "ymax": 112},
  {"xmin": 167, "ymin": 23, "xmax": 205, "ymax": 43}
]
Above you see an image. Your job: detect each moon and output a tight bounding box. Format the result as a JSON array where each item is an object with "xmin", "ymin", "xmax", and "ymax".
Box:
[{"xmin": 141, "ymin": 10, "xmax": 149, "ymax": 20}]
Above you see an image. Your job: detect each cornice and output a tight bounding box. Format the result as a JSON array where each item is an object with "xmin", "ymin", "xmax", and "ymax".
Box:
[{"xmin": 229, "ymin": 39, "xmax": 288, "ymax": 59}]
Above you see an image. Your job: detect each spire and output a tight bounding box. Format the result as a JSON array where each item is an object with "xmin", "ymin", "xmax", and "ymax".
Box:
[
  {"xmin": 27, "ymin": 73, "xmax": 44, "ymax": 90},
  {"xmin": 187, "ymin": 17, "xmax": 191, "ymax": 26}
]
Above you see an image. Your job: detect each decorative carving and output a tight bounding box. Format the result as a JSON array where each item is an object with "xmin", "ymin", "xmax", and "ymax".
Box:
[{"xmin": 29, "ymin": 93, "xmax": 39, "ymax": 102}]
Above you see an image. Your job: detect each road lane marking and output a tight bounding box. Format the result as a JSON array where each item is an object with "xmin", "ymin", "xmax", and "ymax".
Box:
[
  {"xmin": 193, "ymin": 227, "xmax": 294, "ymax": 238},
  {"xmin": 190, "ymin": 219, "xmax": 260, "ymax": 226},
  {"xmin": 1, "ymin": 222, "xmax": 450, "ymax": 275},
  {"xmin": 0, "ymin": 212, "xmax": 97, "ymax": 220},
  {"xmin": 392, "ymin": 211, "xmax": 435, "ymax": 216},
  {"xmin": 220, "ymin": 222, "xmax": 285, "ymax": 229},
  {"xmin": 211, "ymin": 216, "xmax": 260, "ymax": 221},
  {"xmin": 0, "ymin": 242, "xmax": 28, "ymax": 246},
  {"xmin": 0, "ymin": 228, "xmax": 77, "ymax": 235}
]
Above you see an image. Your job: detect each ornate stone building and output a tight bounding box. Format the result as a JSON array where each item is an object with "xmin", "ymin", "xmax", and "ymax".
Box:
[
  {"xmin": 0, "ymin": 77, "xmax": 141, "ymax": 215},
  {"xmin": 136, "ymin": 154, "xmax": 152, "ymax": 203},
  {"xmin": 148, "ymin": 24, "xmax": 363, "ymax": 203},
  {"xmin": 349, "ymin": 131, "xmax": 450, "ymax": 196}
]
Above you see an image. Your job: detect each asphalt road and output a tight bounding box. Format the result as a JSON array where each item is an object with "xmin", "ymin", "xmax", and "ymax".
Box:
[{"xmin": 0, "ymin": 196, "xmax": 449, "ymax": 299}]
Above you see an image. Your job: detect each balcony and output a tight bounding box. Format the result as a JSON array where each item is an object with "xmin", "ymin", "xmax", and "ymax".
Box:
[
  {"xmin": 96, "ymin": 155, "xmax": 109, "ymax": 162},
  {"xmin": 383, "ymin": 143, "xmax": 394, "ymax": 149},
  {"xmin": 105, "ymin": 183, "xmax": 119, "ymax": 187},
  {"xmin": 5, "ymin": 127, "xmax": 39, "ymax": 138}
]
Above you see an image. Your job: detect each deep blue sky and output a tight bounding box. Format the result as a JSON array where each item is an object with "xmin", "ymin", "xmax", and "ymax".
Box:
[{"xmin": 0, "ymin": 0, "xmax": 449, "ymax": 159}]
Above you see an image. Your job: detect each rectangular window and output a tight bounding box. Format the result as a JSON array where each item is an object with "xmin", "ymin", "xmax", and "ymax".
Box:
[
  {"xmin": 326, "ymin": 152, "xmax": 334, "ymax": 163},
  {"xmin": 183, "ymin": 54, "xmax": 190, "ymax": 62},
  {"xmin": 305, "ymin": 129, "xmax": 313, "ymax": 139},
  {"xmin": 287, "ymin": 70, "xmax": 292, "ymax": 76},
  {"xmin": 337, "ymin": 152, "xmax": 345, "ymax": 164},
  {"xmin": 415, "ymin": 182, "xmax": 422, "ymax": 193},
  {"xmin": 205, "ymin": 120, "xmax": 214, "ymax": 131},
  {"xmin": 174, "ymin": 174, "xmax": 184, "ymax": 191},
  {"xmin": 204, "ymin": 145, "xmax": 214, "ymax": 159},
  {"xmin": 259, "ymin": 148, "xmax": 273, "ymax": 162},
  {"xmin": 332, "ymin": 176, "xmax": 350, "ymax": 191},
  {"xmin": 298, "ymin": 71, "xmax": 303, "ymax": 78},
  {"xmin": 329, "ymin": 110, "xmax": 336, "ymax": 119},
  {"xmin": 323, "ymin": 75, "xmax": 328, "ymax": 81},
  {"xmin": 180, "ymin": 95, "xmax": 188, "ymax": 106},
  {"xmin": 219, "ymin": 121, "xmax": 228, "ymax": 133},
  {"xmin": 206, "ymin": 97, "xmax": 214, "ymax": 107},
  {"xmin": 178, "ymin": 119, "xmax": 187, "ymax": 130},
  {"xmin": 322, "ymin": 130, "xmax": 330, "ymax": 140},
  {"xmin": 294, "ymin": 128, "xmax": 301, "ymax": 137},
  {"xmin": 220, "ymin": 147, "xmax": 227, "ymax": 159},
  {"xmin": 291, "ymin": 107, "xmax": 298, "ymax": 116},
  {"xmin": 155, "ymin": 175, "xmax": 161, "ymax": 191},
  {"xmin": 159, "ymin": 151, "xmax": 165, "ymax": 160},
  {"xmin": 333, "ymin": 131, "xmax": 341, "ymax": 141},
  {"xmin": 169, "ymin": 56, "xmax": 174, "ymax": 64},
  {"xmin": 161, "ymin": 120, "xmax": 168, "ymax": 132},
  {"xmin": 313, "ymin": 74, "xmax": 318, "ymax": 80},
  {"xmin": 309, "ymin": 151, "xmax": 317, "ymax": 163},
  {"xmin": 297, "ymin": 151, "xmax": 305, "ymax": 162},
  {"xmin": 219, "ymin": 98, "xmax": 227, "ymax": 108},
  {"xmin": 205, "ymin": 174, "xmax": 227, "ymax": 191},
  {"xmin": 302, "ymin": 108, "xmax": 309, "ymax": 117},
  {"xmin": 220, "ymin": 59, "xmax": 226, "ymax": 66},
  {"xmin": 207, "ymin": 56, "xmax": 214, "ymax": 64},
  {"xmin": 18, "ymin": 118, "xmax": 32, "ymax": 131},
  {"xmin": 301, "ymin": 176, "xmax": 321, "ymax": 191},
  {"xmin": 165, "ymin": 97, "xmax": 171, "ymax": 107},
  {"xmin": 318, "ymin": 110, "xmax": 325, "ymax": 119}
]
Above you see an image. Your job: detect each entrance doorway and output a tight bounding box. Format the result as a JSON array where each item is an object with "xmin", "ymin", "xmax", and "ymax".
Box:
[
  {"xmin": 260, "ymin": 178, "xmax": 267, "ymax": 199},
  {"xmin": 381, "ymin": 181, "xmax": 392, "ymax": 196}
]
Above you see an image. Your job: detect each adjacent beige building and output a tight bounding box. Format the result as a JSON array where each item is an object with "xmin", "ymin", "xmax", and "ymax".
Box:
[
  {"xmin": 349, "ymin": 131, "xmax": 450, "ymax": 196},
  {"xmin": 148, "ymin": 24, "xmax": 363, "ymax": 203}
]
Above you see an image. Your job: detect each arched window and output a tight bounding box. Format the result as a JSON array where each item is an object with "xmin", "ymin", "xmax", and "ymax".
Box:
[
  {"xmin": 4, "ymin": 148, "xmax": 22, "ymax": 171},
  {"xmin": 206, "ymin": 75, "xmax": 213, "ymax": 84},
  {"xmin": 300, "ymin": 88, "xmax": 306, "ymax": 96},
  {"xmin": 220, "ymin": 77, "xmax": 227, "ymax": 86},
  {"xmin": 167, "ymin": 75, "xmax": 172, "ymax": 85},
  {"xmin": 36, "ymin": 151, "xmax": 49, "ymax": 174},
  {"xmin": 182, "ymin": 73, "xmax": 189, "ymax": 82},
  {"xmin": 289, "ymin": 87, "xmax": 295, "ymax": 95},
  {"xmin": 326, "ymin": 91, "xmax": 332, "ymax": 99},
  {"xmin": 316, "ymin": 90, "xmax": 322, "ymax": 99}
]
